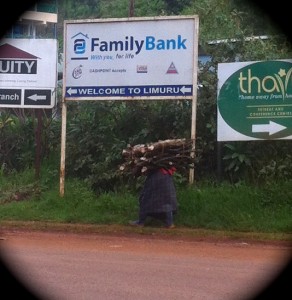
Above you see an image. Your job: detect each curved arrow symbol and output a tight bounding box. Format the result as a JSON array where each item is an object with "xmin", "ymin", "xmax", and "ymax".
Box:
[{"xmin": 252, "ymin": 121, "xmax": 287, "ymax": 135}]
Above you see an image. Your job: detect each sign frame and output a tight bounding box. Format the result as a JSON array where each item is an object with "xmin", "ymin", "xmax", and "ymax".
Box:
[
  {"xmin": 60, "ymin": 15, "xmax": 199, "ymax": 196},
  {"xmin": 63, "ymin": 15, "xmax": 199, "ymax": 101}
]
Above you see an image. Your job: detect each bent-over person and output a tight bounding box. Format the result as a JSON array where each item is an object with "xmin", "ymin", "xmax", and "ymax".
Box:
[{"xmin": 129, "ymin": 166, "xmax": 177, "ymax": 228}]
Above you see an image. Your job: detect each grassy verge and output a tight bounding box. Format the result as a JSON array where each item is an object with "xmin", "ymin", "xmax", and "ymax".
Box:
[{"xmin": 0, "ymin": 169, "xmax": 291, "ymax": 242}]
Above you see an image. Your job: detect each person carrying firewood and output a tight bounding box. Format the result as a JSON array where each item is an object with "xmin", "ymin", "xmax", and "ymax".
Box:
[{"xmin": 129, "ymin": 166, "xmax": 177, "ymax": 229}]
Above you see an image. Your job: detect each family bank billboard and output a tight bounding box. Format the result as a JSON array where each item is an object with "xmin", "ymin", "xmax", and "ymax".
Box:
[
  {"xmin": 0, "ymin": 39, "xmax": 58, "ymax": 109},
  {"xmin": 217, "ymin": 60, "xmax": 292, "ymax": 141},
  {"xmin": 63, "ymin": 16, "xmax": 199, "ymax": 100}
]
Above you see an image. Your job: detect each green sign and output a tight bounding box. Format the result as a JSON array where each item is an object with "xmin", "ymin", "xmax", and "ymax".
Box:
[{"xmin": 217, "ymin": 60, "xmax": 292, "ymax": 141}]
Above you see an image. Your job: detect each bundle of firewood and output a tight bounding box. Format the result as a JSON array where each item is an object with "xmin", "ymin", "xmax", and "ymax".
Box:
[{"xmin": 119, "ymin": 138, "xmax": 195, "ymax": 176}]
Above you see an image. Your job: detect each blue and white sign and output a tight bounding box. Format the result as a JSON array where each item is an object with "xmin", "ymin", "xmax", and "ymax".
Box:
[
  {"xmin": 65, "ymin": 84, "xmax": 193, "ymax": 98},
  {"xmin": 63, "ymin": 16, "xmax": 198, "ymax": 100}
]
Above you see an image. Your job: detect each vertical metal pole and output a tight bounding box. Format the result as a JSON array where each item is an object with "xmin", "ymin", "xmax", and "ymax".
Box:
[
  {"xmin": 189, "ymin": 16, "xmax": 200, "ymax": 185},
  {"xmin": 60, "ymin": 99, "xmax": 67, "ymax": 197}
]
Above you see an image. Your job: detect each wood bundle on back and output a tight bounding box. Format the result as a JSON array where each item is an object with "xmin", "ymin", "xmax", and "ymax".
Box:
[{"xmin": 119, "ymin": 138, "xmax": 195, "ymax": 176}]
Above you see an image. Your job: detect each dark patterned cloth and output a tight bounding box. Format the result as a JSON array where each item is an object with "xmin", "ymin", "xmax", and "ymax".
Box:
[{"xmin": 139, "ymin": 169, "xmax": 177, "ymax": 216}]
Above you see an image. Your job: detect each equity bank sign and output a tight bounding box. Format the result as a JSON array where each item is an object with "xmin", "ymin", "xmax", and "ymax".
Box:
[
  {"xmin": 0, "ymin": 39, "xmax": 57, "ymax": 109},
  {"xmin": 0, "ymin": 43, "xmax": 37, "ymax": 74},
  {"xmin": 217, "ymin": 60, "xmax": 292, "ymax": 141}
]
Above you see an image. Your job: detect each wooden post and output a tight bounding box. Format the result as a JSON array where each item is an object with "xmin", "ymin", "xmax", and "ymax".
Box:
[
  {"xmin": 35, "ymin": 109, "xmax": 42, "ymax": 180},
  {"xmin": 128, "ymin": 0, "xmax": 135, "ymax": 17}
]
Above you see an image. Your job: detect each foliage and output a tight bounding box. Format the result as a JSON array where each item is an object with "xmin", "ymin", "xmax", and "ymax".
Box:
[
  {"xmin": 256, "ymin": 142, "xmax": 292, "ymax": 183},
  {"xmin": 0, "ymin": 108, "xmax": 60, "ymax": 173},
  {"xmin": 0, "ymin": 168, "xmax": 41, "ymax": 204},
  {"xmin": 64, "ymin": 100, "xmax": 192, "ymax": 193},
  {"xmin": 59, "ymin": 0, "xmax": 101, "ymax": 19},
  {"xmin": 163, "ymin": 0, "xmax": 193, "ymax": 15},
  {"xmin": 1, "ymin": 0, "xmax": 292, "ymax": 192},
  {"xmin": 0, "ymin": 110, "xmax": 35, "ymax": 171},
  {"xmin": 222, "ymin": 142, "xmax": 253, "ymax": 183}
]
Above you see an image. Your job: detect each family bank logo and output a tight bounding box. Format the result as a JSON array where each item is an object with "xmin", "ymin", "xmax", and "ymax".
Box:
[
  {"xmin": 70, "ymin": 32, "xmax": 188, "ymax": 60},
  {"xmin": 71, "ymin": 32, "xmax": 89, "ymax": 60},
  {"xmin": 0, "ymin": 43, "xmax": 38, "ymax": 74}
]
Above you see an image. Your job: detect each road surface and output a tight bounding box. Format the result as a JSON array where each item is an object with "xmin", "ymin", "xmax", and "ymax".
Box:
[{"xmin": 0, "ymin": 229, "xmax": 291, "ymax": 300}]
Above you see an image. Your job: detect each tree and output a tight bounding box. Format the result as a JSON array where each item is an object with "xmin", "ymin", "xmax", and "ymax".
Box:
[{"xmin": 2, "ymin": 0, "xmax": 292, "ymax": 188}]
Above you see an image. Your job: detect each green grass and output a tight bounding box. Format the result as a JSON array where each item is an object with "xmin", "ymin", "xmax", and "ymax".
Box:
[
  {"xmin": 176, "ymin": 183, "xmax": 292, "ymax": 233},
  {"xmin": 0, "ymin": 169, "xmax": 291, "ymax": 239}
]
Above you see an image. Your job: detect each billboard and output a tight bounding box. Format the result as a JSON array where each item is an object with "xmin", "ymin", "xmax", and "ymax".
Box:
[
  {"xmin": 63, "ymin": 16, "xmax": 199, "ymax": 100},
  {"xmin": 0, "ymin": 38, "xmax": 58, "ymax": 109},
  {"xmin": 217, "ymin": 60, "xmax": 292, "ymax": 141}
]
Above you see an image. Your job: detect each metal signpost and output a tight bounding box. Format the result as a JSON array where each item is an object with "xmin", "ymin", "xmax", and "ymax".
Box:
[
  {"xmin": 60, "ymin": 16, "xmax": 199, "ymax": 196},
  {"xmin": 217, "ymin": 60, "xmax": 292, "ymax": 141},
  {"xmin": 0, "ymin": 39, "xmax": 58, "ymax": 109}
]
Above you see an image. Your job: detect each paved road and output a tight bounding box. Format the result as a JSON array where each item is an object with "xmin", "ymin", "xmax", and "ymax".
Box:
[{"xmin": 0, "ymin": 230, "xmax": 290, "ymax": 300}]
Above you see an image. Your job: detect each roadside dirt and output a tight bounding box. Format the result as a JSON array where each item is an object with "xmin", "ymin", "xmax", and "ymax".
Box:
[
  {"xmin": 0, "ymin": 223, "xmax": 291, "ymax": 300},
  {"xmin": 1, "ymin": 221, "xmax": 291, "ymax": 253}
]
